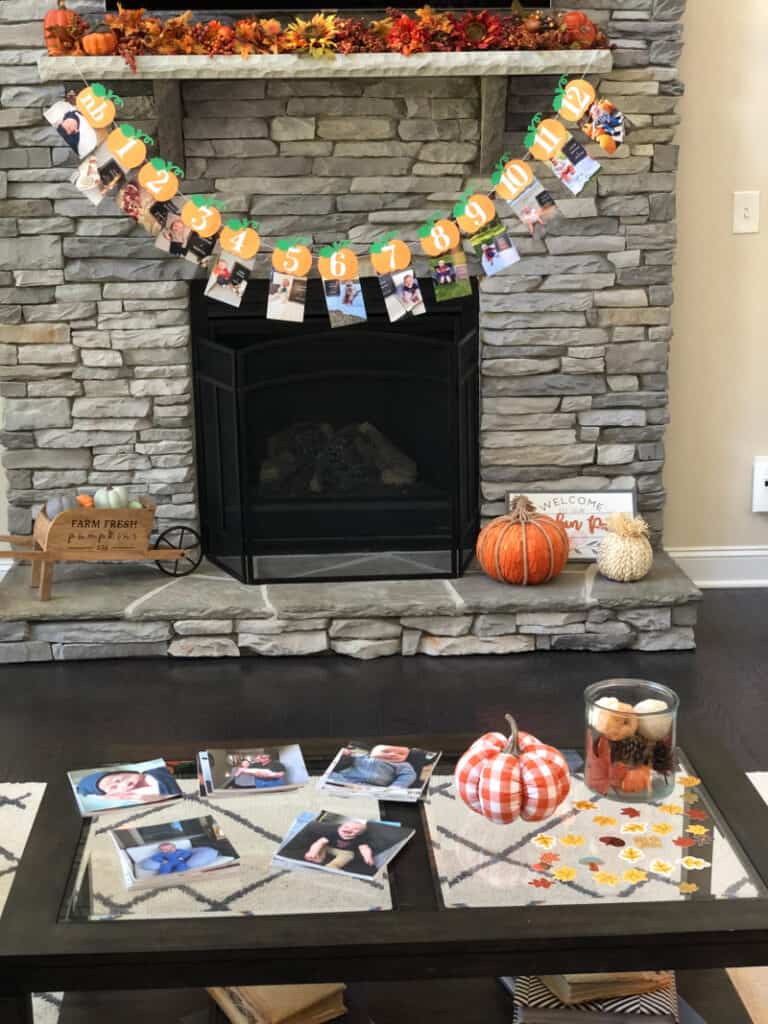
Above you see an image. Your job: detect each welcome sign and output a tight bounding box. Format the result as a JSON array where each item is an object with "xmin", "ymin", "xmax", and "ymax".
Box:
[{"xmin": 506, "ymin": 490, "xmax": 637, "ymax": 561}]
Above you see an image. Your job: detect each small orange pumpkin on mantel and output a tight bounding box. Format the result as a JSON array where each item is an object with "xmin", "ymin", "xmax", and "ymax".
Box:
[{"xmin": 476, "ymin": 495, "xmax": 569, "ymax": 585}]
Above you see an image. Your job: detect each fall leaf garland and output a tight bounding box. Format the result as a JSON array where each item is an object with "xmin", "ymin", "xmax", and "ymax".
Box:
[{"xmin": 46, "ymin": 4, "xmax": 609, "ymax": 67}]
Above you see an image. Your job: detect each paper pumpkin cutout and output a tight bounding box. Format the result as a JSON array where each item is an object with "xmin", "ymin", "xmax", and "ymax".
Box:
[
  {"xmin": 453, "ymin": 191, "xmax": 496, "ymax": 235},
  {"xmin": 418, "ymin": 215, "xmax": 461, "ymax": 258},
  {"xmin": 370, "ymin": 233, "xmax": 412, "ymax": 275},
  {"xmin": 138, "ymin": 157, "xmax": 183, "ymax": 203},
  {"xmin": 272, "ymin": 238, "xmax": 313, "ymax": 278},
  {"xmin": 491, "ymin": 155, "xmax": 534, "ymax": 202},
  {"xmin": 181, "ymin": 195, "xmax": 224, "ymax": 238},
  {"xmin": 220, "ymin": 219, "xmax": 261, "ymax": 260},
  {"xmin": 553, "ymin": 76, "xmax": 596, "ymax": 122},
  {"xmin": 106, "ymin": 124, "xmax": 153, "ymax": 170},
  {"xmin": 317, "ymin": 241, "xmax": 358, "ymax": 282},
  {"xmin": 76, "ymin": 83, "xmax": 122, "ymax": 130},
  {"xmin": 526, "ymin": 115, "xmax": 569, "ymax": 162}
]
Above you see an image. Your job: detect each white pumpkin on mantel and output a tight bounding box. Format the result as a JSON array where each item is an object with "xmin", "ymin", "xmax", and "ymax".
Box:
[
  {"xmin": 93, "ymin": 485, "xmax": 128, "ymax": 509},
  {"xmin": 597, "ymin": 512, "xmax": 654, "ymax": 582}
]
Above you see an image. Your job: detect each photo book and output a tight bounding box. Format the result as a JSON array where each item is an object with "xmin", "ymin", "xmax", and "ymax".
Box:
[
  {"xmin": 67, "ymin": 757, "xmax": 183, "ymax": 817},
  {"xmin": 111, "ymin": 815, "xmax": 240, "ymax": 890},
  {"xmin": 318, "ymin": 742, "xmax": 441, "ymax": 802},
  {"xmin": 499, "ymin": 975, "xmax": 679, "ymax": 1024},
  {"xmin": 199, "ymin": 745, "xmax": 309, "ymax": 797},
  {"xmin": 208, "ymin": 982, "xmax": 347, "ymax": 1024},
  {"xmin": 272, "ymin": 810, "xmax": 414, "ymax": 881}
]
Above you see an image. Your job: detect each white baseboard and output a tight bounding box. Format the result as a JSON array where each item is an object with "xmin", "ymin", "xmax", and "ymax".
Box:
[{"xmin": 667, "ymin": 546, "xmax": 768, "ymax": 588}]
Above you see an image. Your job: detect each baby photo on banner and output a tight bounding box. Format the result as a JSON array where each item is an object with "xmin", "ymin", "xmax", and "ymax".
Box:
[
  {"xmin": 527, "ymin": 116, "xmax": 600, "ymax": 197},
  {"xmin": 72, "ymin": 124, "xmax": 152, "ymax": 207},
  {"xmin": 267, "ymin": 239, "xmax": 312, "ymax": 323},
  {"xmin": 468, "ymin": 217, "xmax": 520, "ymax": 277},
  {"xmin": 553, "ymin": 75, "xmax": 627, "ymax": 157},
  {"xmin": 155, "ymin": 196, "xmax": 221, "ymax": 268},
  {"xmin": 45, "ymin": 100, "xmax": 106, "ymax": 160},
  {"xmin": 370, "ymin": 235, "xmax": 425, "ymax": 322},
  {"xmin": 492, "ymin": 156, "xmax": 560, "ymax": 237},
  {"xmin": 318, "ymin": 243, "xmax": 367, "ymax": 329},
  {"xmin": 205, "ymin": 220, "xmax": 260, "ymax": 308},
  {"xmin": 419, "ymin": 217, "xmax": 472, "ymax": 303}
]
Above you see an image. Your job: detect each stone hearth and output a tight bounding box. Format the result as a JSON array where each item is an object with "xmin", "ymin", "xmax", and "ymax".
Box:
[
  {"xmin": 0, "ymin": 553, "xmax": 699, "ymax": 661},
  {"xmin": 0, "ymin": 0, "xmax": 692, "ymax": 659}
]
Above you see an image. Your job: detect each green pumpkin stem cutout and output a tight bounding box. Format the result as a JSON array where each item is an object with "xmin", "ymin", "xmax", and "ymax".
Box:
[
  {"xmin": 552, "ymin": 75, "xmax": 569, "ymax": 113},
  {"xmin": 190, "ymin": 194, "xmax": 225, "ymax": 211},
  {"xmin": 276, "ymin": 236, "xmax": 311, "ymax": 251},
  {"xmin": 490, "ymin": 152, "xmax": 512, "ymax": 189},
  {"xmin": 119, "ymin": 124, "xmax": 154, "ymax": 146},
  {"xmin": 371, "ymin": 231, "xmax": 398, "ymax": 254},
  {"xmin": 149, "ymin": 156, "xmax": 184, "ymax": 178},
  {"xmin": 524, "ymin": 113, "xmax": 543, "ymax": 151},
  {"xmin": 319, "ymin": 240, "xmax": 351, "ymax": 257},
  {"xmin": 226, "ymin": 217, "xmax": 260, "ymax": 232},
  {"xmin": 91, "ymin": 82, "xmax": 124, "ymax": 107},
  {"xmin": 417, "ymin": 213, "xmax": 447, "ymax": 239},
  {"xmin": 452, "ymin": 189, "xmax": 474, "ymax": 219}
]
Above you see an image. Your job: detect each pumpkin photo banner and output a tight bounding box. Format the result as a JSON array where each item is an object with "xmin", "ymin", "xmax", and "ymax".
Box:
[{"xmin": 42, "ymin": 74, "xmax": 628, "ymax": 323}]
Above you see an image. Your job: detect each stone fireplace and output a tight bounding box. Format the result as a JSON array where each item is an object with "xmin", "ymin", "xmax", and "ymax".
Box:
[{"xmin": 0, "ymin": 0, "xmax": 699, "ymax": 661}]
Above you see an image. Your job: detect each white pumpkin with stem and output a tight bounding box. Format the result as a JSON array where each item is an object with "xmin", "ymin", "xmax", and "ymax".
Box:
[
  {"xmin": 597, "ymin": 511, "xmax": 653, "ymax": 582},
  {"xmin": 93, "ymin": 485, "xmax": 128, "ymax": 509}
]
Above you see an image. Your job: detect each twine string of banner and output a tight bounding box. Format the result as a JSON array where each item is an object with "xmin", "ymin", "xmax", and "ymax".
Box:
[{"xmin": 67, "ymin": 44, "xmax": 609, "ymax": 260}]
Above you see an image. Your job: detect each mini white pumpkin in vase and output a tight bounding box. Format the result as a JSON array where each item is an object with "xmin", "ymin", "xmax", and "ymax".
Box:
[{"xmin": 597, "ymin": 512, "xmax": 653, "ymax": 582}]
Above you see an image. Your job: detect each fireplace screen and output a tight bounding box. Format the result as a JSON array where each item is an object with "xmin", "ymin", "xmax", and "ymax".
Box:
[{"xmin": 191, "ymin": 278, "xmax": 479, "ymax": 583}]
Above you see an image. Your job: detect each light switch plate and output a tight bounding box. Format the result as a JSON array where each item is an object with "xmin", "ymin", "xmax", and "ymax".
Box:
[
  {"xmin": 734, "ymin": 190, "xmax": 760, "ymax": 234},
  {"xmin": 752, "ymin": 456, "xmax": 768, "ymax": 512}
]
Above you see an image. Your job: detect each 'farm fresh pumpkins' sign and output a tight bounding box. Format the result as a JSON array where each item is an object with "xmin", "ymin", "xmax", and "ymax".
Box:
[{"xmin": 506, "ymin": 490, "xmax": 636, "ymax": 561}]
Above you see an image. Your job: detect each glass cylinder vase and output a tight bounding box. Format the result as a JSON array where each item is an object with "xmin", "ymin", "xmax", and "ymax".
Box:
[{"xmin": 584, "ymin": 679, "xmax": 679, "ymax": 802}]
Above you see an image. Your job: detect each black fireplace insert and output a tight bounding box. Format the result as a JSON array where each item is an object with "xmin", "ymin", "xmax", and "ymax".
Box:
[{"xmin": 191, "ymin": 277, "xmax": 479, "ymax": 583}]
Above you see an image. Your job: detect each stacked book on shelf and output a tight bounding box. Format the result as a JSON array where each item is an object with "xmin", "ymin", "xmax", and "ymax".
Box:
[
  {"xmin": 499, "ymin": 973, "xmax": 679, "ymax": 1023},
  {"xmin": 208, "ymin": 983, "xmax": 349, "ymax": 1024}
]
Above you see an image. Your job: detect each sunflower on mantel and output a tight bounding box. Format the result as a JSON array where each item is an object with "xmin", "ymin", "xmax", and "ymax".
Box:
[{"xmin": 284, "ymin": 13, "xmax": 339, "ymax": 58}]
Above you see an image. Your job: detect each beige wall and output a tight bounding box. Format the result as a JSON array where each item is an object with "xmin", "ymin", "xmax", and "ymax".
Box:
[{"xmin": 666, "ymin": 0, "xmax": 768, "ymax": 548}]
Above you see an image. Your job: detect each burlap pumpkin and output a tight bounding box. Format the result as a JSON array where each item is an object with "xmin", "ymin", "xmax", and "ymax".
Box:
[{"xmin": 597, "ymin": 512, "xmax": 653, "ymax": 582}]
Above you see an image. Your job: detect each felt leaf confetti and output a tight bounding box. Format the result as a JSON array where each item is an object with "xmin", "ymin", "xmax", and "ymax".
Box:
[
  {"xmin": 593, "ymin": 815, "xmax": 617, "ymax": 827},
  {"xmin": 683, "ymin": 791, "xmax": 701, "ymax": 805},
  {"xmin": 532, "ymin": 862, "xmax": 550, "ymax": 873},
  {"xmin": 623, "ymin": 869, "xmax": 648, "ymax": 884},
  {"xmin": 529, "ymin": 877, "xmax": 554, "ymax": 889},
  {"xmin": 560, "ymin": 833, "xmax": 586, "ymax": 848},
  {"xmin": 600, "ymin": 836, "xmax": 625, "ymax": 848},
  {"xmin": 635, "ymin": 836, "xmax": 663, "ymax": 850},
  {"xmin": 678, "ymin": 776, "xmax": 702, "ymax": 788},
  {"xmin": 573, "ymin": 800, "xmax": 597, "ymax": 811},
  {"xmin": 651, "ymin": 823, "xmax": 674, "ymax": 836},
  {"xmin": 673, "ymin": 837, "xmax": 696, "ymax": 848},
  {"xmin": 533, "ymin": 834, "xmax": 557, "ymax": 851},
  {"xmin": 688, "ymin": 808, "xmax": 709, "ymax": 820},
  {"xmin": 621, "ymin": 822, "xmax": 646, "ymax": 835},
  {"xmin": 659, "ymin": 804, "xmax": 684, "ymax": 816},
  {"xmin": 594, "ymin": 871, "xmax": 619, "ymax": 887},
  {"xmin": 540, "ymin": 852, "xmax": 560, "ymax": 865},
  {"xmin": 552, "ymin": 866, "xmax": 578, "ymax": 883},
  {"xmin": 679, "ymin": 856, "xmax": 710, "ymax": 871},
  {"xmin": 679, "ymin": 882, "xmax": 699, "ymax": 894},
  {"xmin": 649, "ymin": 859, "xmax": 674, "ymax": 876},
  {"xmin": 619, "ymin": 846, "xmax": 644, "ymax": 864},
  {"xmin": 621, "ymin": 807, "xmax": 641, "ymax": 818},
  {"xmin": 686, "ymin": 825, "xmax": 710, "ymax": 837}
]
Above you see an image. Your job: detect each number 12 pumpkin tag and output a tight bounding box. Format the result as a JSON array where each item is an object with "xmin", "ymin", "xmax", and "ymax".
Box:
[
  {"xmin": 553, "ymin": 76, "xmax": 596, "ymax": 123},
  {"xmin": 370, "ymin": 233, "xmax": 425, "ymax": 323},
  {"xmin": 268, "ymin": 238, "xmax": 312, "ymax": 324}
]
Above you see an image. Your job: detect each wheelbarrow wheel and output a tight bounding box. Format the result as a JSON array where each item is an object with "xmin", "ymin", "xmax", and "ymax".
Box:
[{"xmin": 154, "ymin": 525, "xmax": 203, "ymax": 577}]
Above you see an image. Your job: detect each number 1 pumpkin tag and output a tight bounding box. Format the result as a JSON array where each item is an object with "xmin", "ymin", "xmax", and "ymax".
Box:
[
  {"xmin": 267, "ymin": 237, "xmax": 312, "ymax": 324},
  {"xmin": 526, "ymin": 114, "xmax": 601, "ymax": 197},
  {"xmin": 106, "ymin": 124, "xmax": 153, "ymax": 170},
  {"xmin": 370, "ymin": 233, "xmax": 425, "ymax": 323},
  {"xmin": 491, "ymin": 154, "xmax": 559, "ymax": 238}
]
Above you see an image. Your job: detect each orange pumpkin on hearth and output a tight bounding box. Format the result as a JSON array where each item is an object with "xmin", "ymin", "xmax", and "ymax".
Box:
[
  {"xmin": 476, "ymin": 495, "xmax": 569, "ymax": 586},
  {"xmin": 44, "ymin": 0, "xmax": 76, "ymax": 54}
]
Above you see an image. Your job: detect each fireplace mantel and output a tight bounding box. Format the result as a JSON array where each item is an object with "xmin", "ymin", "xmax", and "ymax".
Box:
[
  {"xmin": 37, "ymin": 49, "xmax": 612, "ymax": 172},
  {"xmin": 37, "ymin": 50, "xmax": 612, "ymax": 81}
]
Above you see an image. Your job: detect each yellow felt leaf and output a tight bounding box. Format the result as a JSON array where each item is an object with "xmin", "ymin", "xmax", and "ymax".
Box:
[
  {"xmin": 593, "ymin": 871, "xmax": 619, "ymax": 887},
  {"xmin": 651, "ymin": 823, "xmax": 674, "ymax": 835},
  {"xmin": 623, "ymin": 869, "xmax": 648, "ymax": 884},
  {"xmin": 559, "ymin": 834, "xmax": 586, "ymax": 848},
  {"xmin": 552, "ymin": 866, "xmax": 578, "ymax": 882},
  {"xmin": 593, "ymin": 815, "xmax": 617, "ymax": 827}
]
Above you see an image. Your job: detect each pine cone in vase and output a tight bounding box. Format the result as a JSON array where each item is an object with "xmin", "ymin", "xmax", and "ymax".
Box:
[
  {"xmin": 611, "ymin": 734, "xmax": 647, "ymax": 767},
  {"xmin": 651, "ymin": 740, "xmax": 676, "ymax": 776},
  {"xmin": 597, "ymin": 512, "xmax": 653, "ymax": 582}
]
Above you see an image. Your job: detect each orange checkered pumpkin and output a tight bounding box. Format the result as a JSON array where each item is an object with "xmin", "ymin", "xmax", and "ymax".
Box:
[{"xmin": 454, "ymin": 715, "xmax": 570, "ymax": 825}]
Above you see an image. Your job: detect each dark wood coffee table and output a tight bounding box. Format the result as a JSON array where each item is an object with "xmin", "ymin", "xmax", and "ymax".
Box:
[{"xmin": 1, "ymin": 729, "xmax": 766, "ymax": 1023}]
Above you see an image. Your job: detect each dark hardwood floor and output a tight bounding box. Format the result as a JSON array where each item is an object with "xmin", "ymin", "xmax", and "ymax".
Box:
[{"xmin": 3, "ymin": 588, "xmax": 766, "ymax": 1023}]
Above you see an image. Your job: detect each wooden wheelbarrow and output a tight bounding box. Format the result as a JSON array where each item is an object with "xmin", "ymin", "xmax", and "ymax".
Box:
[{"xmin": 0, "ymin": 498, "xmax": 202, "ymax": 601}]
